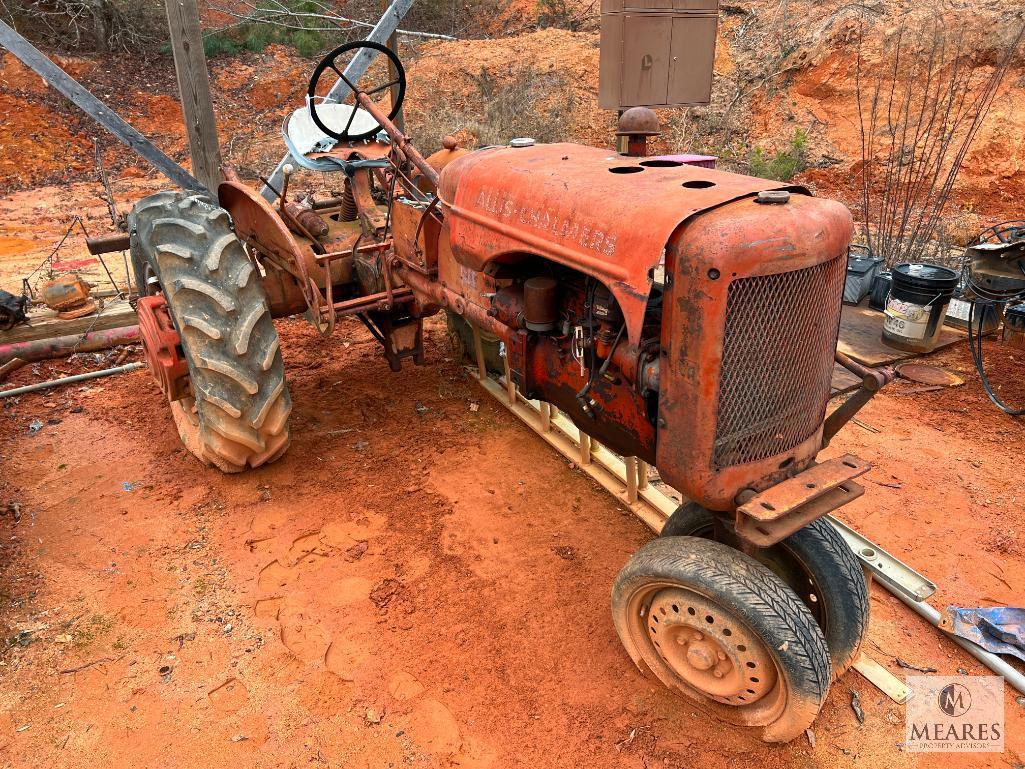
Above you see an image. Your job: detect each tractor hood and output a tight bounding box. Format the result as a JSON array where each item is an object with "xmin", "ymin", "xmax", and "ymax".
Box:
[{"xmin": 437, "ymin": 142, "xmax": 803, "ymax": 346}]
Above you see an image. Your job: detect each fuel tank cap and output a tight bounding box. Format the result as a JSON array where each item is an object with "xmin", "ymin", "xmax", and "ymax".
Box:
[
  {"xmin": 509, "ymin": 137, "xmax": 536, "ymax": 147},
  {"xmin": 756, "ymin": 190, "xmax": 790, "ymax": 205}
]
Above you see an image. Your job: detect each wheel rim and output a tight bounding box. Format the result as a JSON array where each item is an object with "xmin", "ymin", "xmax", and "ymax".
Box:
[{"xmin": 626, "ymin": 581, "xmax": 788, "ymax": 727}]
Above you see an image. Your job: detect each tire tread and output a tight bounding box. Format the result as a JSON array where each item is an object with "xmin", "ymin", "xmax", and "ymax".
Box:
[{"xmin": 130, "ymin": 191, "xmax": 291, "ymax": 472}]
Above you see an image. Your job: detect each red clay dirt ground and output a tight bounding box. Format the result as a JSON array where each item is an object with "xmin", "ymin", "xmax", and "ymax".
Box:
[{"xmin": 0, "ymin": 316, "xmax": 1022, "ymax": 768}]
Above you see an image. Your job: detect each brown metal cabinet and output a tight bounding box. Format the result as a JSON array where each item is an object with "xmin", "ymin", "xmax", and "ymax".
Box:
[
  {"xmin": 667, "ymin": 14, "xmax": 717, "ymax": 103},
  {"xmin": 599, "ymin": 0, "xmax": 718, "ymax": 109},
  {"xmin": 620, "ymin": 15, "xmax": 673, "ymax": 106}
]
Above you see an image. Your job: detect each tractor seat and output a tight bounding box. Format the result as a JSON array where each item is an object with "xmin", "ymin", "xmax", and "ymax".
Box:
[{"xmin": 283, "ymin": 104, "xmax": 388, "ymax": 173}]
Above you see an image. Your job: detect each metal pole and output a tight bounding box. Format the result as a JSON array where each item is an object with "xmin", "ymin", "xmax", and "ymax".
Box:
[
  {"xmin": 886, "ymin": 586, "xmax": 1025, "ymax": 695},
  {"xmin": 0, "ymin": 362, "xmax": 144, "ymax": 399},
  {"xmin": 260, "ymin": 0, "xmax": 416, "ymax": 201}
]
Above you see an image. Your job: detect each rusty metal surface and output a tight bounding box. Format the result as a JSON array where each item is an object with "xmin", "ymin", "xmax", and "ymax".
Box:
[
  {"xmin": 438, "ymin": 143, "xmax": 797, "ymax": 346},
  {"xmin": 307, "ymin": 139, "xmax": 393, "ymax": 162},
  {"xmin": 895, "ymin": 362, "xmax": 963, "ymax": 387},
  {"xmin": 737, "ymin": 480, "xmax": 866, "ymax": 548},
  {"xmin": 40, "ymin": 274, "xmax": 92, "ymax": 313},
  {"xmin": 738, "ymin": 455, "xmax": 870, "ymax": 522},
  {"xmin": 392, "ymin": 199, "xmax": 442, "ymax": 276},
  {"xmin": 86, "ymin": 232, "xmax": 131, "ymax": 255},
  {"xmin": 642, "ymin": 588, "xmax": 777, "ymax": 707},
  {"xmin": 261, "ymin": 265, "xmax": 310, "ymax": 319},
  {"xmin": 136, "ymin": 294, "xmax": 189, "ymax": 402},
  {"xmin": 218, "ymin": 181, "xmax": 310, "ymax": 292},
  {"xmin": 523, "ymin": 276, "xmax": 557, "ymax": 330},
  {"xmin": 524, "ymin": 335, "xmax": 656, "ymax": 461},
  {"xmin": 418, "ymin": 140, "xmax": 469, "ymax": 193},
  {"xmin": 734, "ymin": 455, "xmax": 869, "ymax": 546},
  {"xmin": 655, "ymin": 192, "xmax": 853, "ymax": 510},
  {"xmin": 349, "ymin": 168, "xmax": 387, "ymax": 234},
  {"xmin": 714, "ymin": 256, "xmax": 846, "ymax": 469},
  {"xmin": 823, "ymin": 354, "xmax": 896, "ymax": 446},
  {"xmin": 616, "ymin": 106, "xmax": 661, "ymax": 136},
  {"xmin": 283, "ymin": 202, "xmax": 329, "ymax": 238}
]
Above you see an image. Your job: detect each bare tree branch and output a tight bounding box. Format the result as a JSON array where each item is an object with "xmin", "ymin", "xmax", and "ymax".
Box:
[{"xmin": 207, "ymin": 2, "xmax": 457, "ymax": 41}]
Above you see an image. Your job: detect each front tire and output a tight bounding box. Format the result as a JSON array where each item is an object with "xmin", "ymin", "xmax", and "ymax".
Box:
[
  {"xmin": 661, "ymin": 503, "xmax": 869, "ymax": 677},
  {"xmin": 130, "ymin": 191, "xmax": 291, "ymax": 472},
  {"xmin": 612, "ymin": 536, "xmax": 832, "ymax": 743}
]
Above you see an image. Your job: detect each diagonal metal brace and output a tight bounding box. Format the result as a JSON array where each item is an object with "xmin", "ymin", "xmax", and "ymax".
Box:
[{"xmin": 822, "ymin": 350, "xmax": 897, "ymax": 446}]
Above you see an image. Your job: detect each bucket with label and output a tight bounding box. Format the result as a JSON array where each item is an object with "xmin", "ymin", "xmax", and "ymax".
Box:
[{"xmin": 881, "ymin": 263, "xmax": 959, "ymax": 353}]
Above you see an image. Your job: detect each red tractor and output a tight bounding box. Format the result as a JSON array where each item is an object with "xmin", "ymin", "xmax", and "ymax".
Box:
[{"xmin": 105, "ymin": 41, "xmax": 891, "ymax": 741}]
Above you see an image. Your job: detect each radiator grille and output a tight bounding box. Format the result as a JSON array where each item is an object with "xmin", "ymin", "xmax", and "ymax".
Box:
[{"xmin": 713, "ymin": 256, "xmax": 846, "ymax": 469}]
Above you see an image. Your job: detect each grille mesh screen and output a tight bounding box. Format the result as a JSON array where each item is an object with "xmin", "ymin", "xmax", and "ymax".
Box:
[{"xmin": 713, "ymin": 256, "xmax": 846, "ymax": 469}]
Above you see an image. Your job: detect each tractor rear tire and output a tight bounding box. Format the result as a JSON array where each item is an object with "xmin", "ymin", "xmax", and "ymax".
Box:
[
  {"xmin": 660, "ymin": 503, "xmax": 869, "ymax": 677},
  {"xmin": 612, "ymin": 536, "xmax": 832, "ymax": 743},
  {"xmin": 130, "ymin": 191, "xmax": 292, "ymax": 473}
]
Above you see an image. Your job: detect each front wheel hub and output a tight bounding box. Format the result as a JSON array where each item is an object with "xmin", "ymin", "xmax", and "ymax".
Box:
[
  {"xmin": 646, "ymin": 588, "xmax": 778, "ymax": 706},
  {"xmin": 136, "ymin": 295, "xmax": 190, "ymax": 402}
]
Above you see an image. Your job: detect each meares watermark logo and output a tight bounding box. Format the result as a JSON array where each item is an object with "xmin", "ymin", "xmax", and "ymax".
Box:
[{"xmin": 906, "ymin": 676, "xmax": 1004, "ymax": 752}]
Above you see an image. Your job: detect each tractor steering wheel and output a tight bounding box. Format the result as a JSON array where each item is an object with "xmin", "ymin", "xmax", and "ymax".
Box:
[{"xmin": 307, "ymin": 40, "xmax": 406, "ymax": 143}]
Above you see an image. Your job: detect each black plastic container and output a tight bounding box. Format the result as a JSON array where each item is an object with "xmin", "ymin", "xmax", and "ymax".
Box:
[
  {"xmin": 869, "ymin": 271, "xmax": 891, "ymax": 311},
  {"xmin": 881, "ymin": 263, "xmax": 960, "ymax": 353}
]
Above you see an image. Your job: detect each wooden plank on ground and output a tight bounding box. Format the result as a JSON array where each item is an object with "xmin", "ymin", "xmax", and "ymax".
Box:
[
  {"xmin": 0, "ymin": 302, "xmax": 137, "ymax": 345},
  {"xmin": 852, "ymin": 652, "xmax": 914, "ymax": 703},
  {"xmin": 837, "ymin": 304, "xmax": 966, "ymax": 367}
]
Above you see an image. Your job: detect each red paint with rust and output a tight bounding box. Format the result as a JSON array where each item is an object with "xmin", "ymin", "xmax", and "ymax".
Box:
[
  {"xmin": 437, "ymin": 143, "xmax": 792, "ymax": 346},
  {"xmin": 205, "ymin": 121, "xmax": 855, "ymax": 525},
  {"xmin": 136, "ymin": 295, "xmax": 190, "ymax": 402},
  {"xmin": 657, "ymin": 193, "xmax": 853, "ymax": 509}
]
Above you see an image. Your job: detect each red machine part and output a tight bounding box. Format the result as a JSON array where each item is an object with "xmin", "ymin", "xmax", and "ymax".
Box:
[
  {"xmin": 657, "ymin": 192, "xmax": 853, "ymax": 510},
  {"xmin": 437, "ymin": 142, "xmax": 792, "ymax": 347},
  {"xmin": 136, "ymin": 295, "xmax": 190, "ymax": 402}
]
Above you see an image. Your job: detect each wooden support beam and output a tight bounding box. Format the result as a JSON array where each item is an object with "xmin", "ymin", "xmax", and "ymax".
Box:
[
  {"xmin": 0, "ymin": 20, "xmax": 203, "ymax": 192},
  {"xmin": 261, "ymin": 0, "xmax": 416, "ymax": 200},
  {"xmin": 1, "ymin": 303, "xmax": 138, "ymax": 345},
  {"xmin": 501, "ymin": 353, "xmax": 515, "ymax": 404},
  {"xmin": 163, "ymin": 0, "xmax": 221, "ymax": 193},
  {"xmin": 381, "ymin": 0, "xmax": 404, "ymax": 133},
  {"xmin": 852, "ymin": 653, "xmax": 913, "ymax": 704}
]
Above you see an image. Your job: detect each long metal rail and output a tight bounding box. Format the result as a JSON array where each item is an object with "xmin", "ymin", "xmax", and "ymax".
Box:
[{"xmin": 469, "ymin": 342, "xmax": 1025, "ymax": 696}]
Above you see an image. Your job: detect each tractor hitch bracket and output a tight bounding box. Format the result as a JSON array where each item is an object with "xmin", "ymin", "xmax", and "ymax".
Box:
[{"xmin": 734, "ymin": 454, "xmax": 871, "ymax": 547}]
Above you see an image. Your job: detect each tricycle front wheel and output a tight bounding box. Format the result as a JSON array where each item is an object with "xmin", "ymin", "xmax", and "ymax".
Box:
[
  {"xmin": 611, "ymin": 536, "xmax": 832, "ymax": 743},
  {"xmin": 661, "ymin": 503, "xmax": 869, "ymax": 676}
]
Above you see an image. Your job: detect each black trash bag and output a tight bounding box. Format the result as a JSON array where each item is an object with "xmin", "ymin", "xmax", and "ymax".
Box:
[{"xmin": 0, "ymin": 289, "xmax": 29, "ymax": 330}]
